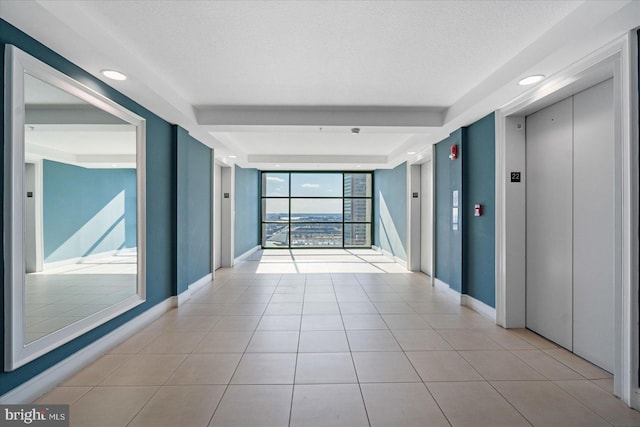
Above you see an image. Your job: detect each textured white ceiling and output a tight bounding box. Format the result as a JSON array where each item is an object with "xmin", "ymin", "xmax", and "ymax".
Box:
[
  {"xmin": 2, "ymin": 0, "xmax": 636, "ymax": 169},
  {"xmin": 78, "ymin": 0, "xmax": 583, "ymax": 107}
]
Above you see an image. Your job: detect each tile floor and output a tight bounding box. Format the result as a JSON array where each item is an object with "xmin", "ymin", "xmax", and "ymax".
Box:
[
  {"xmin": 35, "ymin": 250, "xmax": 640, "ymax": 426},
  {"xmin": 25, "ymin": 252, "xmax": 137, "ymax": 341}
]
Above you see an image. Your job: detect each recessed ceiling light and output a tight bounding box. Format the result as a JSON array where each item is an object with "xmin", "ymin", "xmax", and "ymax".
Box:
[
  {"xmin": 518, "ymin": 74, "xmax": 545, "ymax": 86},
  {"xmin": 275, "ymin": 164, "xmax": 281, "ymax": 167},
  {"xmin": 111, "ymin": 164, "xmax": 118, "ymax": 167},
  {"xmin": 101, "ymin": 69, "xmax": 127, "ymax": 81},
  {"xmin": 356, "ymin": 165, "xmax": 361, "ymax": 168},
  {"xmin": 407, "ymin": 151, "xmax": 416, "ymax": 155},
  {"xmin": 228, "ymin": 155, "xmax": 237, "ymax": 159}
]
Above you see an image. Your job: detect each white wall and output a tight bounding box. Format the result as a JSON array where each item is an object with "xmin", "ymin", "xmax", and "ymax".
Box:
[
  {"xmin": 407, "ymin": 164, "xmax": 421, "ymax": 271},
  {"xmin": 420, "ymin": 160, "xmax": 432, "ymax": 276},
  {"xmin": 213, "ymin": 163, "xmax": 222, "ymax": 270}
]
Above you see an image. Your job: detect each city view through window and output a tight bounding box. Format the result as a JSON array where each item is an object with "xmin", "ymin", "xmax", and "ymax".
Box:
[{"xmin": 261, "ymin": 172, "xmax": 372, "ymax": 248}]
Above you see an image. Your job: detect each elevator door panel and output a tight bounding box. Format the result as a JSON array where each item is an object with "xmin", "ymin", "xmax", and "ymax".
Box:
[
  {"xmin": 525, "ymin": 97, "xmax": 574, "ymax": 350},
  {"xmin": 572, "ymin": 78, "xmax": 614, "ymax": 372}
]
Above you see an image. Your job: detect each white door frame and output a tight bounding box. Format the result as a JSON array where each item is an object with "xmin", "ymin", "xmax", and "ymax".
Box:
[{"xmin": 495, "ymin": 33, "xmax": 639, "ymax": 406}]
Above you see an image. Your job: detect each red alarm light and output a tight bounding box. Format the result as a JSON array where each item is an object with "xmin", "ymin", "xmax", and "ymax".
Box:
[{"xmin": 449, "ymin": 144, "xmax": 458, "ymax": 160}]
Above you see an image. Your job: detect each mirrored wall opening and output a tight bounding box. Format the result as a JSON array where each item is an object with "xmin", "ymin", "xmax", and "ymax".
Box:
[
  {"xmin": 261, "ymin": 172, "xmax": 372, "ymax": 248},
  {"xmin": 24, "ymin": 71, "xmax": 138, "ymax": 342},
  {"xmin": 4, "ymin": 45, "xmax": 146, "ymax": 370}
]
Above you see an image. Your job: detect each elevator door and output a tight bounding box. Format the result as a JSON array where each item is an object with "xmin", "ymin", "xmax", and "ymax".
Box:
[{"xmin": 525, "ymin": 79, "xmax": 614, "ymax": 372}]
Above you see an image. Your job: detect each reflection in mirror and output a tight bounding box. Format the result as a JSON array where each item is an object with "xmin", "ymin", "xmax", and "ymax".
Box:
[
  {"xmin": 23, "ymin": 74, "xmax": 138, "ymax": 343},
  {"xmin": 4, "ymin": 45, "xmax": 146, "ymax": 370}
]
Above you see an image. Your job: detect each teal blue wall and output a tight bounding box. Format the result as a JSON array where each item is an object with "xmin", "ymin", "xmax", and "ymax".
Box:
[
  {"xmin": 175, "ymin": 126, "xmax": 212, "ymax": 294},
  {"xmin": 0, "ymin": 19, "xmax": 176, "ymax": 395},
  {"xmin": 462, "ymin": 113, "xmax": 495, "ymax": 307},
  {"xmin": 42, "ymin": 160, "xmax": 136, "ymax": 263},
  {"xmin": 373, "ymin": 162, "xmax": 407, "ymax": 261},
  {"xmin": 234, "ymin": 165, "xmax": 259, "ymax": 258},
  {"xmin": 435, "ymin": 130, "xmax": 463, "ymax": 293},
  {"xmin": 434, "ymin": 115, "xmax": 496, "ymax": 307}
]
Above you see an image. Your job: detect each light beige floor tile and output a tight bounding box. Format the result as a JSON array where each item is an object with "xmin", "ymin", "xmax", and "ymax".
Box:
[
  {"xmin": 409, "ymin": 302, "xmax": 462, "ymax": 314},
  {"xmin": 160, "ymin": 315, "xmax": 219, "ymax": 332},
  {"xmin": 483, "ymin": 328, "xmax": 537, "ymax": 350},
  {"xmin": 591, "ymin": 378, "xmax": 614, "ymax": 394},
  {"xmin": 223, "ymin": 303, "xmax": 268, "ymax": 315},
  {"xmin": 492, "ymin": 380, "xmax": 610, "ymax": 427},
  {"xmin": 63, "ymin": 355, "xmax": 130, "ymax": 386},
  {"xmin": 129, "ymin": 385, "xmax": 225, "ymax": 427},
  {"xmin": 295, "ymin": 353, "xmax": 357, "ymax": 384},
  {"xmin": 361, "ymin": 383, "xmax": 449, "ymax": 427},
  {"xmin": 302, "ymin": 302, "xmax": 340, "ymax": 314},
  {"xmin": 381, "ymin": 313, "xmax": 431, "ymax": 330},
  {"xmin": 211, "ymin": 315, "xmax": 260, "ymax": 331},
  {"xmin": 178, "ymin": 303, "xmax": 228, "ymax": 316},
  {"xmin": 166, "ymin": 353, "xmax": 242, "ymax": 385},
  {"xmin": 257, "ymin": 315, "xmax": 301, "ymax": 331},
  {"xmin": 235, "ymin": 294, "xmax": 272, "ymax": 304},
  {"xmin": 193, "ymin": 331, "xmax": 252, "ymax": 353},
  {"xmin": 140, "ymin": 332, "xmax": 206, "ymax": 354},
  {"xmin": 231, "ymin": 353, "xmax": 297, "ymax": 384},
  {"xmin": 406, "ymin": 351, "xmax": 484, "ymax": 382},
  {"xmin": 342, "ymin": 314, "xmax": 388, "ymax": 330},
  {"xmin": 338, "ymin": 302, "xmax": 378, "ymax": 314},
  {"xmin": 438, "ymin": 329, "xmax": 503, "ymax": 350},
  {"xmin": 367, "ymin": 292, "xmax": 404, "ymax": 302},
  {"xmin": 511, "ymin": 328, "xmax": 559, "ymax": 349},
  {"xmin": 270, "ymin": 293, "xmax": 304, "ymax": 303},
  {"xmin": 209, "ymin": 385, "xmax": 292, "ymax": 427},
  {"xmin": 512, "ymin": 349, "xmax": 584, "ymax": 380},
  {"xmin": 352, "ymin": 352, "xmax": 420, "ymax": 382},
  {"xmin": 100, "ymin": 354, "xmax": 186, "ymax": 385},
  {"xmin": 392, "ymin": 330, "xmax": 453, "ymax": 351},
  {"xmin": 264, "ymin": 302, "xmax": 303, "ymax": 315},
  {"xmin": 459, "ymin": 350, "xmax": 545, "ymax": 380},
  {"xmin": 290, "ymin": 384, "xmax": 369, "ymax": 427},
  {"xmin": 422, "ymin": 314, "xmax": 472, "ymax": 329},
  {"xmin": 346, "ymin": 330, "xmax": 401, "ymax": 351},
  {"xmin": 108, "ymin": 333, "xmax": 159, "ymax": 354},
  {"xmin": 544, "ymin": 348, "xmax": 612, "ymax": 379},
  {"xmin": 246, "ymin": 331, "xmax": 299, "ymax": 352},
  {"xmin": 35, "ymin": 386, "xmax": 91, "ymax": 405},
  {"xmin": 303, "ymin": 293, "xmax": 337, "ymax": 302},
  {"xmin": 300, "ymin": 314, "xmax": 344, "ymax": 330},
  {"xmin": 298, "ymin": 330, "xmax": 349, "ymax": 352},
  {"xmin": 70, "ymin": 386, "xmax": 158, "ymax": 427},
  {"xmin": 554, "ymin": 379, "xmax": 640, "ymax": 426},
  {"xmin": 427, "ymin": 381, "xmax": 530, "ymax": 427},
  {"xmin": 374, "ymin": 301, "xmax": 416, "ymax": 314}
]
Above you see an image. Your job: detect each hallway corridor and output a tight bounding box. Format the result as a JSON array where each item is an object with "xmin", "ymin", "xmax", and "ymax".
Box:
[{"xmin": 35, "ymin": 252, "xmax": 640, "ymax": 426}]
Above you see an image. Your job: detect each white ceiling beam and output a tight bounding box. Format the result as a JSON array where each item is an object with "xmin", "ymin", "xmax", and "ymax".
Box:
[
  {"xmin": 247, "ymin": 154, "xmax": 386, "ymax": 165},
  {"xmin": 195, "ymin": 106, "xmax": 444, "ymax": 128}
]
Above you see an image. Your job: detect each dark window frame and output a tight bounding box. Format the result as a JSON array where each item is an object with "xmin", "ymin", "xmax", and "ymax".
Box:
[{"xmin": 261, "ymin": 171, "xmax": 373, "ymax": 249}]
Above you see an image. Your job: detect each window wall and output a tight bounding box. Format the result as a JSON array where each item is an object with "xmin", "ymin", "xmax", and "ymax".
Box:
[{"xmin": 261, "ymin": 172, "xmax": 372, "ymax": 248}]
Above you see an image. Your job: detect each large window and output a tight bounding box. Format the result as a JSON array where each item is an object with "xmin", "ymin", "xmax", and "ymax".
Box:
[{"xmin": 261, "ymin": 172, "xmax": 373, "ymax": 248}]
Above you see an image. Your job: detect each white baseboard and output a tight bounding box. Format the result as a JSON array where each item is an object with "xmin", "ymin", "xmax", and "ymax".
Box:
[
  {"xmin": 176, "ymin": 273, "xmax": 213, "ymax": 306},
  {"xmin": 371, "ymin": 245, "xmax": 408, "ymax": 268},
  {"xmin": 0, "ymin": 297, "xmax": 174, "ymax": 404},
  {"xmin": 234, "ymin": 245, "xmax": 260, "ymax": 265},
  {"xmin": 433, "ymin": 278, "xmax": 496, "ymax": 322},
  {"xmin": 461, "ymin": 294, "xmax": 497, "ymax": 322},
  {"xmin": 433, "ymin": 278, "xmax": 463, "ymax": 304}
]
